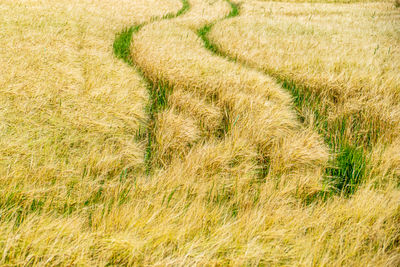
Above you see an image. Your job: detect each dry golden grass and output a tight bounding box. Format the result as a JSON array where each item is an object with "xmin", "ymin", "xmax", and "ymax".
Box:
[
  {"xmin": 209, "ymin": 0, "xmax": 400, "ymax": 177},
  {"xmin": 212, "ymin": 1, "xmax": 400, "ymax": 108},
  {"xmin": 174, "ymin": 0, "xmax": 231, "ymax": 29},
  {"xmin": 132, "ymin": 20, "xmax": 328, "ymax": 183},
  {"xmin": 0, "ymin": 0, "xmax": 182, "ymax": 180},
  {"xmin": 250, "ymin": 0, "xmax": 388, "ymax": 2},
  {"xmin": 168, "ymin": 88, "xmax": 223, "ymax": 135},
  {"xmin": 1, "ymin": 0, "xmax": 400, "ymax": 265}
]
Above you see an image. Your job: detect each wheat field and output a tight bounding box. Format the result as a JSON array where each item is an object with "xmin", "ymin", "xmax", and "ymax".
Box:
[{"xmin": 1, "ymin": 0, "xmax": 399, "ymax": 265}]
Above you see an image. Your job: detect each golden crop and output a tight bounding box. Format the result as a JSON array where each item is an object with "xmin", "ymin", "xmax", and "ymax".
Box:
[{"xmin": 1, "ymin": 0, "xmax": 399, "ymax": 265}]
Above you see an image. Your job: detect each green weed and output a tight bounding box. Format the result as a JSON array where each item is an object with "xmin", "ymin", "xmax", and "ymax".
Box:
[
  {"xmin": 198, "ymin": 25, "xmax": 219, "ymax": 53},
  {"xmin": 325, "ymin": 143, "xmax": 368, "ymax": 196},
  {"xmin": 113, "ymin": 25, "xmax": 142, "ymax": 65}
]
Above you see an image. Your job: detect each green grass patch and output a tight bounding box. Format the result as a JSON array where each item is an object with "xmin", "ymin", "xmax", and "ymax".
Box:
[
  {"xmin": 325, "ymin": 143, "xmax": 368, "ymax": 196},
  {"xmin": 113, "ymin": 25, "xmax": 143, "ymax": 65},
  {"xmin": 197, "ymin": 25, "xmax": 219, "ymax": 53},
  {"xmin": 176, "ymin": 0, "xmax": 190, "ymax": 17},
  {"xmin": 226, "ymin": 0, "xmax": 239, "ymax": 18},
  {"xmin": 148, "ymin": 81, "xmax": 173, "ymax": 115}
]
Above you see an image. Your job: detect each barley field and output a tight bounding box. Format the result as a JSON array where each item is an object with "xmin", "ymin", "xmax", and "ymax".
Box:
[{"xmin": 0, "ymin": 0, "xmax": 399, "ymax": 265}]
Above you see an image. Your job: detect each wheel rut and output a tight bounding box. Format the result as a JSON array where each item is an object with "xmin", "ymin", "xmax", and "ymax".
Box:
[{"xmin": 115, "ymin": 0, "xmax": 330, "ymax": 195}]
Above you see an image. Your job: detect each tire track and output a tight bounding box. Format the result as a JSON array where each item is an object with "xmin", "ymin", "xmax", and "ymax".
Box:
[
  {"xmin": 204, "ymin": 2, "xmax": 400, "ymax": 194},
  {"xmin": 113, "ymin": 0, "xmax": 190, "ymax": 174},
  {"xmin": 130, "ymin": 0, "xmax": 329, "ymax": 193}
]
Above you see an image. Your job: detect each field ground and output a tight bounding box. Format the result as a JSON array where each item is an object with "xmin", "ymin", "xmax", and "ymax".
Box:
[{"xmin": 1, "ymin": 0, "xmax": 400, "ymax": 265}]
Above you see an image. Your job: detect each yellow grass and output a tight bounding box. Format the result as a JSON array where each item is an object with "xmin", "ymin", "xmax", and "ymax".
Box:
[
  {"xmin": 212, "ymin": 2, "xmax": 400, "ymax": 111},
  {"xmin": 209, "ymin": 0, "xmax": 400, "ymax": 178},
  {"xmin": 1, "ymin": 0, "xmax": 400, "ymax": 265},
  {"xmin": 174, "ymin": 0, "xmax": 231, "ymax": 29},
  {"xmin": 132, "ymin": 20, "xmax": 328, "ymax": 182}
]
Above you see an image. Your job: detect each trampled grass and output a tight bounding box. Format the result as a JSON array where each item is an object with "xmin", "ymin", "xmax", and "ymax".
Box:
[{"xmin": 1, "ymin": 0, "xmax": 400, "ymax": 265}]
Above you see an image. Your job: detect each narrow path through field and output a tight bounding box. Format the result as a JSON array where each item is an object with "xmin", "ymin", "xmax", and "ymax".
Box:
[
  {"xmin": 203, "ymin": 2, "xmax": 400, "ymax": 194},
  {"xmin": 115, "ymin": 0, "xmax": 330, "ymax": 195}
]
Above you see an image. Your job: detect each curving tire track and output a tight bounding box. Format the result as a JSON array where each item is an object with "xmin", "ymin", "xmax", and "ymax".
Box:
[
  {"xmin": 204, "ymin": 2, "xmax": 400, "ymax": 193},
  {"xmin": 113, "ymin": 0, "xmax": 190, "ymax": 173},
  {"xmin": 115, "ymin": 0, "xmax": 330, "ymax": 193}
]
